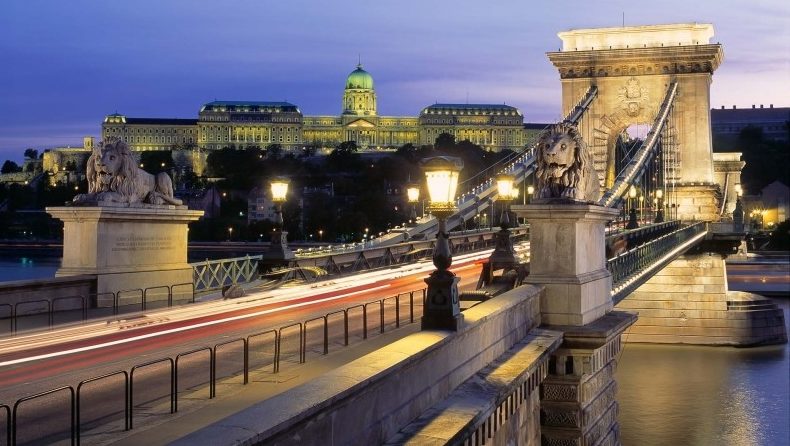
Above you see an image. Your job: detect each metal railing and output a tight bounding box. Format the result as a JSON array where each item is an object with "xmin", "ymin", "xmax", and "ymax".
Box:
[
  {"xmin": 1, "ymin": 287, "xmax": 426, "ymax": 444},
  {"xmin": 0, "ymin": 284, "xmax": 194, "ymax": 336},
  {"xmin": 608, "ymin": 222, "xmax": 707, "ymax": 303},
  {"xmin": 191, "ymin": 255, "xmax": 262, "ymax": 292},
  {"xmin": 599, "ymin": 82, "xmax": 678, "ymax": 208}
]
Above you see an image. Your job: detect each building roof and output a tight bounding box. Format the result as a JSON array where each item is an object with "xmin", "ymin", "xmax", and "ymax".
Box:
[
  {"xmin": 523, "ymin": 123, "xmax": 551, "ymax": 130},
  {"xmin": 125, "ymin": 118, "xmax": 198, "ymax": 125},
  {"xmin": 346, "ymin": 64, "xmax": 374, "ymax": 90},
  {"xmin": 200, "ymin": 101, "xmax": 301, "ymax": 113},
  {"xmin": 711, "ymin": 106, "xmax": 789, "ymax": 123},
  {"xmin": 103, "ymin": 114, "xmax": 197, "ymax": 125},
  {"xmin": 421, "ymin": 103, "xmax": 522, "ymax": 115}
]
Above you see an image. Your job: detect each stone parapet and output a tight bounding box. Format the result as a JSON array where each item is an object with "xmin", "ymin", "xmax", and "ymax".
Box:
[
  {"xmin": 171, "ymin": 285, "xmax": 544, "ymax": 446},
  {"xmin": 385, "ymin": 328, "xmax": 562, "ymax": 446},
  {"xmin": 0, "ymin": 275, "xmax": 96, "ymax": 311}
]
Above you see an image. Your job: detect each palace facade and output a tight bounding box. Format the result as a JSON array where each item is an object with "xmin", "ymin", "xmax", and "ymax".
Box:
[{"xmin": 101, "ymin": 64, "xmax": 534, "ymax": 155}]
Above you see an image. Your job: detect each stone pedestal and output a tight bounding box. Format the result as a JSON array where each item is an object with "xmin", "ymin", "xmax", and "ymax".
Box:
[
  {"xmin": 539, "ymin": 311, "xmax": 637, "ymax": 446},
  {"xmin": 47, "ymin": 205, "xmax": 204, "ymax": 299},
  {"xmin": 512, "ymin": 204, "xmax": 618, "ymax": 326}
]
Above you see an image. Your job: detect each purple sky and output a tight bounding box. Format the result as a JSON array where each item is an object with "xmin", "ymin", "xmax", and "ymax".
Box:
[{"xmin": 1, "ymin": 0, "xmax": 788, "ymax": 162}]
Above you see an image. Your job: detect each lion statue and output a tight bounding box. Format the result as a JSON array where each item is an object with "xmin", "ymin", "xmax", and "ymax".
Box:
[
  {"xmin": 534, "ymin": 122, "xmax": 600, "ymax": 203},
  {"xmin": 73, "ymin": 137, "xmax": 182, "ymax": 206}
]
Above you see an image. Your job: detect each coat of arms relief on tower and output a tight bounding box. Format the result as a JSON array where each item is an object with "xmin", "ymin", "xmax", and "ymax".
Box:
[{"xmin": 617, "ymin": 77, "xmax": 649, "ymax": 117}]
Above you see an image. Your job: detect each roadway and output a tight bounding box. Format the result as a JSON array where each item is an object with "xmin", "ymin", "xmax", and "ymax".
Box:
[{"xmin": 0, "ymin": 249, "xmax": 497, "ymax": 445}]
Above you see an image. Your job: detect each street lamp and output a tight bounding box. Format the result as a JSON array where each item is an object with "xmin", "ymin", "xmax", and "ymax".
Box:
[
  {"xmin": 638, "ymin": 195, "xmax": 644, "ymax": 223},
  {"xmin": 265, "ymin": 176, "xmax": 294, "ymax": 260},
  {"xmin": 527, "ymin": 185, "xmax": 535, "ymax": 204},
  {"xmin": 655, "ymin": 189, "xmax": 665, "ymax": 223},
  {"xmin": 420, "ymin": 156, "xmax": 464, "ymax": 331},
  {"xmin": 228, "ymin": 226, "xmax": 233, "ymax": 240},
  {"xmin": 496, "ymin": 173, "xmax": 516, "ymax": 228},
  {"xmin": 490, "ymin": 173, "xmax": 518, "ymax": 271},
  {"xmin": 407, "ymin": 183, "xmax": 420, "ymax": 226},
  {"xmin": 626, "ymin": 185, "xmax": 639, "ymax": 229}
]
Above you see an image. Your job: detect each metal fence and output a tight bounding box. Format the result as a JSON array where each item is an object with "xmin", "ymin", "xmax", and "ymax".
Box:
[
  {"xmin": 608, "ymin": 221, "xmax": 707, "ymax": 303},
  {"xmin": 191, "ymin": 255, "xmax": 262, "ymax": 293},
  {"xmin": 0, "ymin": 283, "xmax": 194, "ymax": 336},
  {"xmin": 1, "ymin": 287, "xmax": 425, "ymax": 445}
]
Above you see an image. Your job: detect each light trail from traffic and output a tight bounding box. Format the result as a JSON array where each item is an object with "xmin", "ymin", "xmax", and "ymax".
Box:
[{"xmin": 0, "ymin": 247, "xmax": 498, "ymax": 390}]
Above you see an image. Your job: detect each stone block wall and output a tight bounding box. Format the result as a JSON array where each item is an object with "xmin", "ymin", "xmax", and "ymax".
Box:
[{"xmin": 616, "ymin": 254, "xmax": 786, "ymax": 345}]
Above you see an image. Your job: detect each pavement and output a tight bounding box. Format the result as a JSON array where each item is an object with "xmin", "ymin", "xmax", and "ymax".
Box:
[{"xmin": 96, "ymin": 323, "xmax": 421, "ymax": 446}]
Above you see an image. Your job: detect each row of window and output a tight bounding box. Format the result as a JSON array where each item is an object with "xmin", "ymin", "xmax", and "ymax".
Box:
[{"xmin": 116, "ymin": 135, "xmax": 196, "ymax": 144}]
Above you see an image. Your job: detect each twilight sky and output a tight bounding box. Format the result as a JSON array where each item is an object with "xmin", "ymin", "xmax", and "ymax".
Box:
[{"xmin": 0, "ymin": 0, "xmax": 788, "ymax": 161}]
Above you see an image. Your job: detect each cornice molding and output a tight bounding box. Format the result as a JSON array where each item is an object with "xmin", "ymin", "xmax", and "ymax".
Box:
[{"xmin": 547, "ymin": 44, "xmax": 723, "ymax": 79}]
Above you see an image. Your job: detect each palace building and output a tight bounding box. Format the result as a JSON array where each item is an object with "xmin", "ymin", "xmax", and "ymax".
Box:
[{"xmin": 101, "ymin": 64, "xmax": 536, "ymax": 156}]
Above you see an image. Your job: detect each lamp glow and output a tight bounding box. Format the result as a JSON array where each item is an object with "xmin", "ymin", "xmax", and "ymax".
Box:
[
  {"xmin": 629, "ymin": 185, "xmax": 637, "ymax": 199},
  {"xmin": 496, "ymin": 174, "xmax": 516, "ymax": 200},
  {"xmin": 421, "ymin": 156, "xmax": 463, "ymax": 214},
  {"xmin": 270, "ymin": 177, "xmax": 289, "ymax": 203},
  {"xmin": 407, "ymin": 184, "xmax": 420, "ymax": 203}
]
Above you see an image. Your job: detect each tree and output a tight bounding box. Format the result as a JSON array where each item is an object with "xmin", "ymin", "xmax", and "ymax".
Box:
[
  {"xmin": 1, "ymin": 160, "xmax": 21, "ymax": 174},
  {"xmin": 140, "ymin": 150, "xmax": 173, "ymax": 173},
  {"xmin": 738, "ymin": 126, "xmax": 790, "ymax": 193},
  {"xmin": 265, "ymin": 143, "xmax": 283, "ymax": 159},
  {"xmin": 335, "ymin": 140, "xmax": 358, "ymax": 154},
  {"xmin": 23, "ymin": 148, "xmax": 38, "ymax": 160},
  {"xmin": 767, "ymin": 219, "xmax": 790, "ymax": 250},
  {"xmin": 327, "ymin": 141, "xmax": 361, "ymax": 172},
  {"xmin": 434, "ymin": 133, "xmax": 456, "ymax": 151}
]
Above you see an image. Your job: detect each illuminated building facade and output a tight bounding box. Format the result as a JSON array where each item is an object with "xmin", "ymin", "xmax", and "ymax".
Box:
[{"xmin": 101, "ymin": 64, "xmax": 533, "ymax": 155}]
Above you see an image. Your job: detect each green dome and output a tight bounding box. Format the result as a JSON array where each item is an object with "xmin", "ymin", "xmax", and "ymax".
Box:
[{"xmin": 346, "ymin": 64, "xmax": 374, "ymax": 90}]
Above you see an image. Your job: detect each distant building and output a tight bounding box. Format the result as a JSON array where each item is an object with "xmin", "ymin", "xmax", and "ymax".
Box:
[
  {"xmin": 711, "ymin": 105, "xmax": 789, "ymax": 145},
  {"xmin": 744, "ymin": 180, "xmax": 789, "ymax": 228},
  {"xmin": 247, "ymin": 186, "xmax": 277, "ymax": 224},
  {"xmin": 41, "ymin": 137, "xmax": 94, "ymax": 174},
  {"xmin": 100, "ymin": 63, "xmax": 536, "ymax": 160}
]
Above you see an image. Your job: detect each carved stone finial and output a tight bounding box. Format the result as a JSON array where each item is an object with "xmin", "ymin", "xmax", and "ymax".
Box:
[
  {"xmin": 534, "ymin": 122, "xmax": 600, "ymax": 203},
  {"xmin": 72, "ymin": 137, "xmax": 182, "ymax": 206}
]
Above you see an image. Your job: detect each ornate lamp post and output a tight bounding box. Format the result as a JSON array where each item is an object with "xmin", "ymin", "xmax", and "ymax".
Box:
[
  {"xmin": 733, "ymin": 187, "xmax": 744, "ymax": 231},
  {"xmin": 527, "ymin": 185, "xmax": 535, "ymax": 204},
  {"xmin": 489, "ymin": 173, "xmax": 519, "ymax": 270},
  {"xmin": 420, "ymin": 156, "xmax": 464, "ymax": 331},
  {"xmin": 266, "ymin": 176, "xmax": 294, "ymax": 260},
  {"xmin": 655, "ymin": 189, "xmax": 665, "ymax": 222},
  {"xmin": 407, "ymin": 183, "xmax": 420, "ymax": 226},
  {"xmin": 626, "ymin": 185, "xmax": 639, "ymax": 229},
  {"xmin": 638, "ymin": 194, "xmax": 644, "ymax": 223},
  {"xmin": 495, "ymin": 173, "xmax": 516, "ymax": 228}
]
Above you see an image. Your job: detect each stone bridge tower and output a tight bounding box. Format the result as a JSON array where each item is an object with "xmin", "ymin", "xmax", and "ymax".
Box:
[{"xmin": 547, "ymin": 23, "xmax": 724, "ymax": 220}]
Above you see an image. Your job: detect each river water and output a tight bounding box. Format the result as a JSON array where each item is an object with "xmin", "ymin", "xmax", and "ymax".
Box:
[
  {"xmin": 616, "ymin": 296, "xmax": 790, "ymax": 446},
  {"xmin": 1, "ymin": 253, "xmax": 788, "ymax": 444}
]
